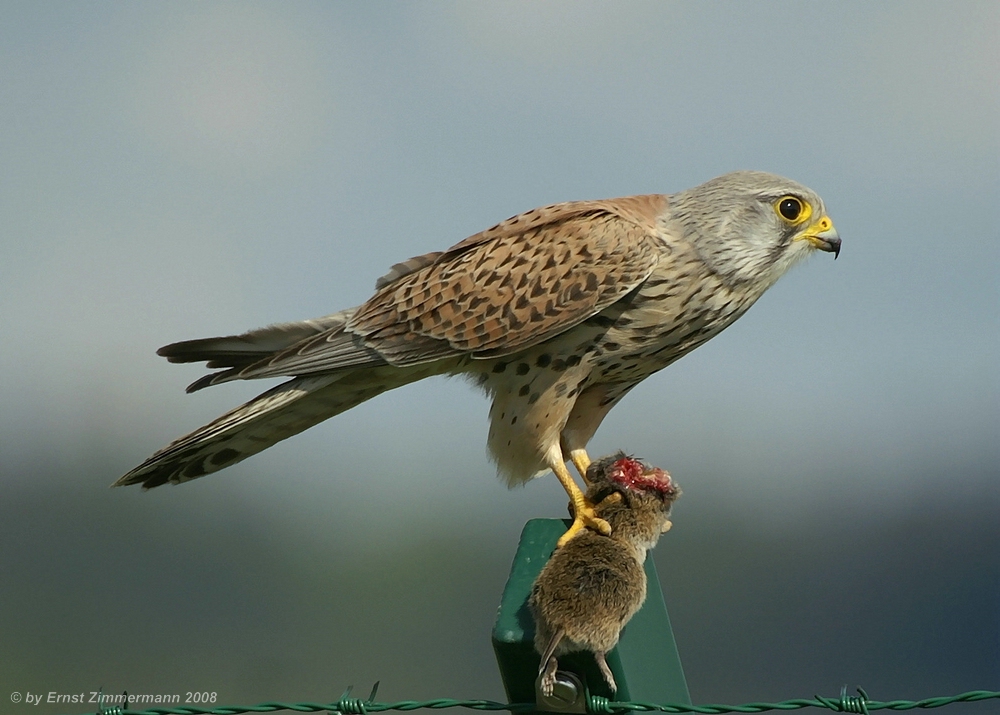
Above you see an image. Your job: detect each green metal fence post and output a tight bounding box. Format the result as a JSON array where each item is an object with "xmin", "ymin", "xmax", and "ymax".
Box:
[{"xmin": 492, "ymin": 518, "xmax": 691, "ymax": 711}]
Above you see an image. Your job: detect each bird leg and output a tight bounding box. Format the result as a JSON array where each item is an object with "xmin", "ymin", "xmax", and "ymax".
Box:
[
  {"xmin": 549, "ymin": 450, "xmax": 611, "ymax": 547},
  {"xmin": 570, "ymin": 447, "xmax": 622, "ymax": 509},
  {"xmin": 569, "ymin": 448, "xmax": 593, "ymax": 483}
]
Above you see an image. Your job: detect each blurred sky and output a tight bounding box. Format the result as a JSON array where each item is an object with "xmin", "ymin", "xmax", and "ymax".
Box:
[{"xmin": 1, "ymin": 2, "xmax": 998, "ymax": 713}]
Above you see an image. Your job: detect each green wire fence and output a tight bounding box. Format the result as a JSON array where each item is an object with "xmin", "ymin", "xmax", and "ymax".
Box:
[{"xmin": 80, "ymin": 686, "xmax": 999, "ymax": 715}]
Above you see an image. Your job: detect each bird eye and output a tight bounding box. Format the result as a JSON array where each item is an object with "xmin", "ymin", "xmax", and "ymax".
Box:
[{"xmin": 777, "ymin": 196, "xmax": 803, "ymax": 222}]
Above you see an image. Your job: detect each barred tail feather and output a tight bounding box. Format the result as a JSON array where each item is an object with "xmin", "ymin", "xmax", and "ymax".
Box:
[{"xmin": 114, "ymin": 365, "xmax": 428, "ymax": 489}]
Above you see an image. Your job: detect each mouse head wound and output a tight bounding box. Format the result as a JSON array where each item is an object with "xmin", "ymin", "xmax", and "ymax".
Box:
[
  {"xmin": 586, "ymin": 452, "xmax": 680, "ymax": 513},
  {"xmin": 603, "ymin": 455, "xmax": 677, "ymax": 499}
]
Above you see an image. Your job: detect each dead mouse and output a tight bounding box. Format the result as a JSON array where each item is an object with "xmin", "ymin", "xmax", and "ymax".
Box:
[{"xmin": 529, "ymin": 451, "xmax": 680, "ymax": 695}]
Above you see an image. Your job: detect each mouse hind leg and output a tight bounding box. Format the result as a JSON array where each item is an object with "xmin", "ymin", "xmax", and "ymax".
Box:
[
  {"xmin": 537, "ymin": 628, "xmax": 565, "ymax": 697},
  {"xmin": 539, "ymin": 654, "xmax": 560, "ymax": 697},
  {"xmin": 595, "ymin": 652, "xmax": 617, "ymax": 693}
]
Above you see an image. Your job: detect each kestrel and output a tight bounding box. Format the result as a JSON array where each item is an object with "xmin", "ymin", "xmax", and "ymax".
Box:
[{"xmin": 115, "ymin": 171, "xmax": 840, "ymax": 545}]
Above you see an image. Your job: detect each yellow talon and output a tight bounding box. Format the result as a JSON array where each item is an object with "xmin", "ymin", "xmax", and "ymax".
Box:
[
  {"xmin": 549, "ymin": 447, "xmax": 613, "ymax": 547},
  {"xmin": 557, "ymin": 487, "xmax": 612, "ymax": 547},
  {"xmin": 596, "ymin": 491, "xmax": 622, "ymax": 508}
]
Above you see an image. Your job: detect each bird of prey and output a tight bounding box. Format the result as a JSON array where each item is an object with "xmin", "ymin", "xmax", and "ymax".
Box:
[{"xmin": 115, "ymin": 171, "xmax": 840, "ymax": 545}]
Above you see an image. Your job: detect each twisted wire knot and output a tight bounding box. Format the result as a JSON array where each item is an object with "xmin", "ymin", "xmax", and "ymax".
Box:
[
  {"xmin": 815, "ymin": 686, "xmax": 869, "ymax": 714},
  {"xmin": 336, "ymin": 682, "xmax": 381, "ymax": 715},
  {"xmin": 95, "ymin": 688, "xmax": 127, "ymax": 715},
  {"xmin": 586, "ymin": 695, "xmax": 616, "ymax": 714},
  {"xmin": 337, "ymin": 697, "xmax": 370, "ymax": 714}
]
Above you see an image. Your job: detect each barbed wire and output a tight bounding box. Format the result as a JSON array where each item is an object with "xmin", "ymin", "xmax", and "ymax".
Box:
[{"xmin": 81, "ymin": 686, "xmax": 1000, "ymax": 715}]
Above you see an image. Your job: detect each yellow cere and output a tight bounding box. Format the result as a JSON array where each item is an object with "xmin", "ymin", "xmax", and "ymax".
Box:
[{"xmin": 811, "ymin": 215, "xmax": 834, "ymax": 233}]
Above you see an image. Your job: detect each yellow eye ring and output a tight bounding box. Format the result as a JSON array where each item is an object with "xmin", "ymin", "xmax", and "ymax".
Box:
[{"xmin": 775, "ymin": 195, "xmax": 811, "ymax": 224}]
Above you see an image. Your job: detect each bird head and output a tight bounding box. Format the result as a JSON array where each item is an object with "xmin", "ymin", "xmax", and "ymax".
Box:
[{"xmin": 670, "ymin": 170, "xmax": 841, "ymax": 288}]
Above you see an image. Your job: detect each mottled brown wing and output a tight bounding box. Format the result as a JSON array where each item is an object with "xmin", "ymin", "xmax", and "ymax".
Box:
[
  {"xmin": 225, "ymin": 194, "xmax": 670, "ymax": 379},
  {"xmin": 374, "ymin": 251, "xmax": 445, "ymax": 290},
  {"xmin": 350, "ymin": 194, "xmax": 670, "ymax": 362}
]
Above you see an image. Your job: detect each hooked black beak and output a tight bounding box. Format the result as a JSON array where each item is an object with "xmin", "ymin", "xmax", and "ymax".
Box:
[
  {"xmin": 817, "ymin": 231, "xmax": 841, "ymax": 259},
  {"xmin": 802, "ymin": 216, "xmax": 841, "ymax": 259}
]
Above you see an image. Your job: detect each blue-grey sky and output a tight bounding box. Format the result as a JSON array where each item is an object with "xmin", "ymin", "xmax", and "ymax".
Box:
[{"xmin": 1, "ymin": 2, "xmax": 997, "ymax": 711}]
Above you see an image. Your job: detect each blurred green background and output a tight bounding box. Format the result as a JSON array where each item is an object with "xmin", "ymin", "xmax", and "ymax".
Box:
[{"xmin": 1, "ymin": 2, "xmax": 997, "ymax": 713}]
